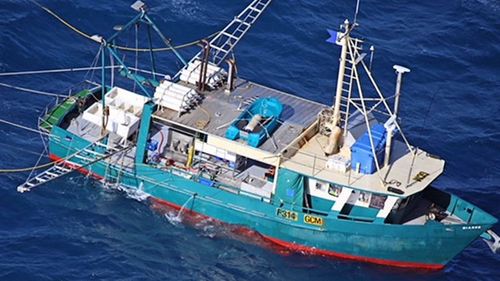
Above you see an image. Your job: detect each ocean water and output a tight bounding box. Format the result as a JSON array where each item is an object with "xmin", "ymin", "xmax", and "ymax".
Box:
[{"xmin": 0, "ymin": 0, "xmax": 499, "ymax": 280}]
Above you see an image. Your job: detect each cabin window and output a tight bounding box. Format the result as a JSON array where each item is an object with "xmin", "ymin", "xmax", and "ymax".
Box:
[
  {"xmin": 196, "ymin": 133, "xmax": 208, "ymax": 142},
  {"xmin": 314, "ymin": 180, "xmax": 328, "ymax": 192},
  {"xmin": 369, "ymin": 194, "xmax": 387, "ymax": 209},
  {"xmin": 358, "ymin": 191, "xmax": 371, "ymax": 204},
  {"xmin": 315, "ymin": 182, "xmax": 323, "ymax": 190},
  {"xmin": 328, "ymin": 184, "xmax": 342, "ymax": 197}
]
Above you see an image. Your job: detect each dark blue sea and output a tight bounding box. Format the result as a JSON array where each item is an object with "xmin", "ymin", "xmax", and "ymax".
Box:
[{"xmin": 1, "ymin": 0, "xmax": 499, "ymax": 280}]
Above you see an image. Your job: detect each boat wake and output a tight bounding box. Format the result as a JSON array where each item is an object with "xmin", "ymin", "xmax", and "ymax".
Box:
[
  {"xmin": 164, "ymin": 194, "xmax": 195, "ymax": 226},
  {"xmin": 149, "ymin": 197, "xmax": 292, "ymax": 255},
  {"xmin": 165, "ymin": 211, "xmax": 183, "ymax": 225},
  {"xmin": 123, "ymin": 186, "xmax": 150, "ymax": 202},
  {"xmin": 101, "ymin": 181, "xmax": 150, "ymax": 202}
]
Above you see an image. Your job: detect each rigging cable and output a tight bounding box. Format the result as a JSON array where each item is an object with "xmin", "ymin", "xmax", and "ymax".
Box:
[
  {"xmin": 0, "ymin": 82, "xmax": 67, "ymax": 98},
  {"xmin": 0, "ymin": 2, "xmax": 220, "ymax": 172},
  {"xmin": 0, "ymin": 66, "xmax": 167, "ymax": 78},
  {"xmin": 0, "ymin": 118, "xmax": 70, "ymax": 173},
  {"xmin": 0, "ymin": 117, "xmax": 51, "ymax": 136},
  {"xmin": 28, "ymin": 0, "xmax": 219, "ymax": 52}
]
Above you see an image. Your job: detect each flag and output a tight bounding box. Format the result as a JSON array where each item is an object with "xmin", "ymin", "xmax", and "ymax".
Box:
[{"xmin": 326, "ymin": 29, "xmax": 342, "ymax": 46}]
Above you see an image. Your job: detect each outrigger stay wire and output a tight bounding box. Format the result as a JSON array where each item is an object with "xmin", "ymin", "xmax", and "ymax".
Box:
[{"xmin": 28, "ymin": 0, "xmax": 220, "ymax": 52}]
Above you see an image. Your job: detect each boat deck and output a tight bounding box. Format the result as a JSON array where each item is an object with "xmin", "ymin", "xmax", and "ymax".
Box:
[
  {"xmin": 281, "ymin": 131, "xmax": 445, "ymax": 196},
  {"xmin": 153, "ymin": 79, "xmax": 328, "ymax": 154}
]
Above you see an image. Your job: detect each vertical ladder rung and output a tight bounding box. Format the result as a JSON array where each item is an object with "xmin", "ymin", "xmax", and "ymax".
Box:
[
  {"xmin": 221, "ymin": 32, "xmax": 238, "ymax": 40},
  {"xmin": 234, "ymin": 19, "xmax": 251, "ymax": 27},
  {"xmin": 45, "ymin": 171, "xmax": 58, "ymax": 177},
  {"xmin": 211, "ymin": 45, "xmax": 229, "ymax": 54},
  {"xmin": 35, "ymin": 177, "xmax": 47, "ymax": 183},
  {"xmin": 55, "ymin": 165, "xmax": 70, "ymax": 172},
  {"xmin": 234, "ymin": 28, "xmax": 246, "ymax": 34},
  {"xmin": 213, "ymin": 55, "xmax": 224, "ymax": 62},
  {"xmin": 249, "ymin": 6, "xmax": 262, "ymax": 13},
  {"xmin": 73, "ymin": 154, "xmax": 93, "ymax": 162}
]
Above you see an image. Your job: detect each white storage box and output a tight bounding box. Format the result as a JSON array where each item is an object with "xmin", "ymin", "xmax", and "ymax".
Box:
[
  {"xmin": 326, "ymin": 155, "xmax": 351, "ymax": 173},
  {"xmin": 82, "ymin": 87, "xmax": 149, "ymax": 138}
]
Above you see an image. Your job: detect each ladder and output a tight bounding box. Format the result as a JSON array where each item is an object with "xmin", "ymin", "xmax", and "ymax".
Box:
[
  {"xmin": 339, "ymin": 37, "xmax": 364, "ymax": 130},
  {"xmin": 173, "ymin": 0, "xmax": 272, "ymax": 81},
  {"xmin": 209, "ymin": 0, "xmax": 272, "ymax": 66},
  {"xmin": 17, "ymin": 141, "xmax": 129, "ymax": 193}
]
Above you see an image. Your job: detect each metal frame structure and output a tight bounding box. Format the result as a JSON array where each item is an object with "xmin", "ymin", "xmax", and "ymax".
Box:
[
  {"xmin": 330, "ymin": 20, "xmax": 414, "ymax": 183},
  {"xmin": 173, "ymin": 0, "xmax": 272, "ymax": 82}
]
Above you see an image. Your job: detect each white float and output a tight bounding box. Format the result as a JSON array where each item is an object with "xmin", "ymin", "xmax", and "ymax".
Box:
[{"xmin": 154, "ymin": 80, "xmax": 199, "ymax": 113}]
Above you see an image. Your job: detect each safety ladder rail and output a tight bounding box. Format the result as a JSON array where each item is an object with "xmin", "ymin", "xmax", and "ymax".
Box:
[
  {"xmin": 339, "ymin": 37, "xmax": 363, "ymax": 129},
  {"xmin": 210, "ymin": 0, "xmax": 272, "ymax": 65},
  {"xmin": 172, "ymin": 0, "xmax": 272, "ymax": 82},
  {"xmin": 17, "ymin": 142, "xmax": 130, "ymax": 193}
]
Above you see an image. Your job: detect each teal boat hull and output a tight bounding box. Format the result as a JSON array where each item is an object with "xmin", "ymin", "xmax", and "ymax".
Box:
[{"xmin": 45, "ymin": 125, "xmax": 497, "ymax": 269}]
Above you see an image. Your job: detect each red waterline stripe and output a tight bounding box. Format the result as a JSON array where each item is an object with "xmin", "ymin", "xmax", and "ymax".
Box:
[
  {"xmin": 50, "ymin": 154, "xmax": 445, "ymax": 270},
  {"xmin": 149, "ymin": 197, "xmax": 445, "ymax": 270},
  {"xmin": 262, "ymin": 236, "xmax": 444, "ymax": 270},
  {"xmin": 49, "ymin": 152, "xmax": 445, "ymax": 270},
  {"xmin": 49, "ymin": 154, "xmax": 104, "ymax": 180}
]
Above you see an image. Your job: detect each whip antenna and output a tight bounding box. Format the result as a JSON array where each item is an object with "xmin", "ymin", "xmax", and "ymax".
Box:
[{"xmin": 353, "ymin": 0, "xmax": 361, "ymax": 26}]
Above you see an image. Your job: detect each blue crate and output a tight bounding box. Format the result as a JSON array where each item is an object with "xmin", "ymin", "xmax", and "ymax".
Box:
[
  {"xmin": 199, "ymin": 178, "xmax": 214, "ymax": 187},
  {"xmin": 351, "ymin": 124, "xmax": 387, "ymax": 174},
  {"xmin": 147, "ymin": 139, "xmax": 159, "ymax": 151}
]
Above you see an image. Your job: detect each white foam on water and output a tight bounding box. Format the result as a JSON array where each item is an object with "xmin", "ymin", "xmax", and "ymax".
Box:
[
  {"xmin": 101, "ymin": 181, "xmax": 150, "ymax": 202},
  {"xmin": 153, "ymin": 0, "xmax": 201, "ymax": 18},
  {"xmin": 124, "ymin": 186, "xmax": 150, "ymax": 202},
  {"xmin": 194, "ymin": 217, "xmax": 223, "ymax": 239},
  {"xmin": 165, "ymin": 211, "xmax": 183, "ymax": 226},
  {"xmin": 200, "ymin": 224, "xmax": 217, "ymax": 239},
  {"xmin": 164, "ymin": 194, "xmax": 195, "ymax": 226}
]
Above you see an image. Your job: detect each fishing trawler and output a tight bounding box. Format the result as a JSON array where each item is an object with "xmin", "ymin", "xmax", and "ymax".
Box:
[{"xmin": 15, "ymin": 0, "xmax": 499, "ymax": 269}]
